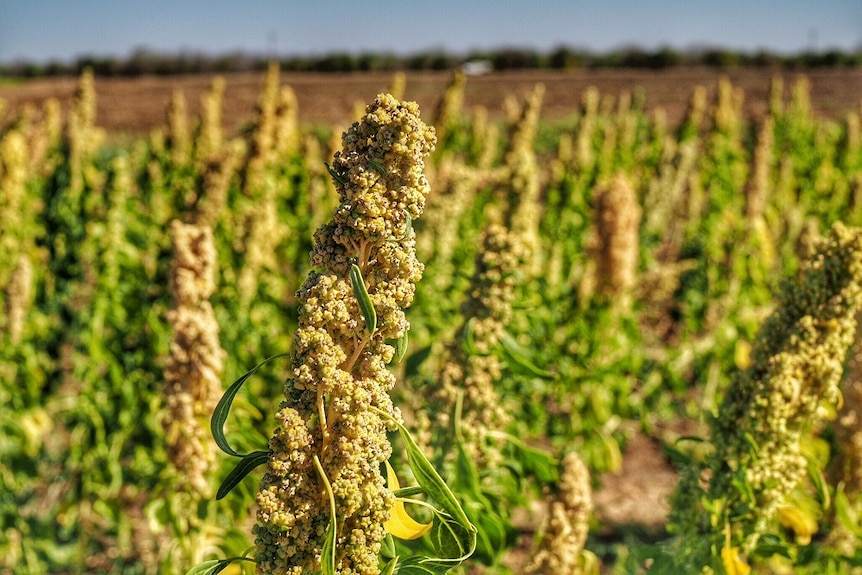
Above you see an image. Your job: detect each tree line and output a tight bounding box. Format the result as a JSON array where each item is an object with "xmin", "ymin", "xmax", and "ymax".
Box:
[{"xmin": 2, "ymin": 44, "xmax": 861, "ymax": 78}]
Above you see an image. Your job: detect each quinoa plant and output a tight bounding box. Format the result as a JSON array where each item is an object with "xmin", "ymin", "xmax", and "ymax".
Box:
[
  {"xmin": 669, "ymin": 222, "xmax": 862, "ymax": 572},
  {"xmin": 207, "ymin": 94, "xmax": 475, "ymax": 575}
]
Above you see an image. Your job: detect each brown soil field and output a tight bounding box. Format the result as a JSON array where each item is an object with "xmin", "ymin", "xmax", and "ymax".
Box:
[{"xmin": 2, "ymin": 67, "xmax": 861, "ymax": 138}]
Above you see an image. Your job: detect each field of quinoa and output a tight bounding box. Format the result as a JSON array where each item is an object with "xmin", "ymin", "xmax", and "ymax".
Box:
[{"xmin": 3, "ymin": 64, "xmax": 862, "ymax": 574}]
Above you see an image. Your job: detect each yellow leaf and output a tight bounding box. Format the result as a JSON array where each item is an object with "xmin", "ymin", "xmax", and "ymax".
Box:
[
  {"xmin": 721, "ymin": 544, "xmax": 751, "ymax": 575},
  {"xmin": 383, "ymin": 461, "xmax": 432, "ymax": 540},
  {"xmin": 778, "ymin": 504, "xmax": 818, "ymax": 546}
]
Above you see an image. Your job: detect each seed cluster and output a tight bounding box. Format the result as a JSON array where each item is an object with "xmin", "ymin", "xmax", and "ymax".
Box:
[{"xmin": 526, "ymin": 452, "xmax": 593, "ymax": 575}]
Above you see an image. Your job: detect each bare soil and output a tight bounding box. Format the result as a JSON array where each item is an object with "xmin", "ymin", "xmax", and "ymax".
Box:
[{"xmin": 2, "ymin": 67, "xmax": 861, "ymax": 138}]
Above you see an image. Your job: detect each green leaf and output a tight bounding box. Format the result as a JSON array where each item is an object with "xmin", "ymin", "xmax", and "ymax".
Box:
[
  {"xmin": 834, "ymin": 487, "xmax": 862, "ymax": 537},
  {"xmin": 216, "ymin": 450, "xmax": 269, "ymax": 500},
  {"xmin": 368, "ymin": 157, "xmax": 388, "ymax": 177},
  {"xmin": 391, "ymin": 331, "xmax": 409, "ymax": 365},
  {"xmin": 404, "ymin": 345, "xmax": 432, "ymax": 379},
  {"xmin": 429, "ymin": 514, "xmax": 474, "ymax": 563},
  {"xmin": 380, "ymin": 533, "xmax": 397, "ymax": 560},
  {"xmin": 397, "ymin": 556, "xmax": 470, "ymax": 575},
  {"xmin": 324, "ymin": 161, "xmax": 347, "ymax": 186},
  {"xmin": 394, "ymin": 486, "xmax": 425, "ymax": 498},
  {"xmin": 499, "ymin": 331, "xmax": 555, "ymax": 379},
  {"xmin": 462, "ymin": 318, "xmax": 488, "ymax": 356},
  {"xmin": 350, "ymin": 264, "xmax": 377, "ymax": 335},
  {"xmin": 805, "ymin": 451, "xmax": 830, "ymax": 510},
  {"xmin": 211, "ymin": 353, "xmax": 289, "ymax": 458},
  {"xmin": 381, "ymin": 556, "xmax": 398, "ymax": 575},
  {"xmin": 321, "ymin": 518, "xmax": 336, "ymax": 575},
  {"xmin": 503, "ymin": 435, "xmax": 559, "ymax": 484},
  {"xmin": 184, "ymin": 559, "xmax": 223, "ymax": 575}
]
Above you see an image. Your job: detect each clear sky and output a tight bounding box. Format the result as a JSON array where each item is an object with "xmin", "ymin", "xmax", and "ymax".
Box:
[{"xmin": 1, "ymin": 0, "xmax": 861, "ymax": 65}]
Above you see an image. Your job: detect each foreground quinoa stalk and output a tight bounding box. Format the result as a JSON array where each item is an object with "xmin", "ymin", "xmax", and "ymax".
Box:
[{"xmin": 254, "ymin": 94, "xmax": 436, "ymax": 575}]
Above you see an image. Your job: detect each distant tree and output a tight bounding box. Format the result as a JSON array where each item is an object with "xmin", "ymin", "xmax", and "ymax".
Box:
[
  {"xmin": 548, "ymin": 46, "xmax": 581, "ymax": 69},
  {"xmin": 702, "ymin": 49, "xmax": 741, "ymax": 68}
]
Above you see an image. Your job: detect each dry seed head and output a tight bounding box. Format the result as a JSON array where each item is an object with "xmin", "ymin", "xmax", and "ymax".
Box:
[
  {"xmin": 746, "ymin": 116, "xmax": 774, "ymax": 222},
  {"xmin": 591, "ymin": 173, "xmax": 641, "ymax": 306},
  {"xmin": 164, "ymin": 220, "xmax": 225, "ymax": 497},
  {"xmin": 274, "ymin": 85, "xmax": 301, "ymax": 158},
  {"xmin": 4, "ymin": 254, "xmax": 33, "ymax": 345},
  {"xmin": 769, "ymin": 75, "xmax": 785, "ymax": 117},
  {"xmin": 167, "ymin": 90, "xmax": 191, "ymax": 165},
  {"xmin": 845, "ymin": 112, "xmax": 860, "ymax": 165},
  {"xmin": 0, "ymin": 130, "xmax": 28, "ymax": 247},
  {"xmin": 790, "ymin": 75, "xmax": 812, "ymax": 120},
  {"xmin": 237, "ymin": 182, "xmax": 288, "ymax": 305},
  {"xmin": 255, "ymin": 94, "xmax": 435, "ymax": 575},
  {"xmin": 194, "ymin": 138, "xmax": 242, "ymax": 228},
  {"xmin": 526, "ymin": 451, "xmax": 593, "ymax": 575},
  {"xmin": 576, "ymin": 86, "xmax": 600, "ymax": 170},
  {"xmin": 682, "ymin": 85, "xmax": 708, "ymax": 137},
  {"xmin": 196, "ymin": 76, "xmax": 226, "ymax": 162}
]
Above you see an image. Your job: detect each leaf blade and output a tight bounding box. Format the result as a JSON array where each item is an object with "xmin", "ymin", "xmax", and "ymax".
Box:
[
  {"xmin": 211, "ymin": 353, "xmax": 289, "ymax": 458},
  {"xmin": 216, "ymin": 450, "xmax": 269, "ymax": 500}
]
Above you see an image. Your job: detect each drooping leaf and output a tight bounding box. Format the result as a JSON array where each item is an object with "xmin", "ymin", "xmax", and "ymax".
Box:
[
  {"xmin": 216, "ymin": 450, "xmax": 269, "ymax": 500},
  {"xmin": 499, "ymin": 331, "xmax": 555, "ymax": 379},
  {"xmin": 350, "ymin": 263, "xmax": 377, "ymax": 335},
  {"xmin": 404, "ymin": 345, "xmax": 432, "ymax": 379},
  {"xmin": 383, "ymin": 461, "xmax": 433, "ymax": 540},
  {"xmin": 373, "ymin": 408, "xmax": 476, "ymax": 558},
  {"xmin": 211, "ymin": 353, "xmax": 289, "ymax": 458}
]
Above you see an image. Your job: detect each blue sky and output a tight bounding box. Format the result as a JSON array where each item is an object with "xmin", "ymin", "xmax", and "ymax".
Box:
[{"xmin": 1, "ymin": 0, "xmax": 861, "ymax": 64}]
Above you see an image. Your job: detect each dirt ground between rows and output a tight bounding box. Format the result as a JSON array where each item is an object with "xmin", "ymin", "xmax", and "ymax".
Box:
[{"xmin": 2, "ymin": 67, "xmax": 861, "ymax": 139}]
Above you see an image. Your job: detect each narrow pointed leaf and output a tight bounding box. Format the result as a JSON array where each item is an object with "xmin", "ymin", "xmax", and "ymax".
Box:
[
  {"xmin": 324, "ymin": 161, "xmax": 347, "ymax": 186},
  {"xmin": 211, "ymin": 353, "xmax": 289, "ymax": 458},
  {"xmin": 350, "ymin": 264, "xmax": 377, "ymax": 335},
  {"xmin": 216, "ymin": 450, "xmax": 269, "ymax": 500},
  {"xmin": 368, "ymin": 157, "xmax": 388, "ymax": 177}
]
